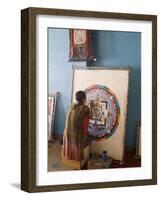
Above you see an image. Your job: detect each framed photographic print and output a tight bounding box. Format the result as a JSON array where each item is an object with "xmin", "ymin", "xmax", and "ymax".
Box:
[{"xmin": 21, "ymin": 7, "xmax": 157, "ymax": 192}]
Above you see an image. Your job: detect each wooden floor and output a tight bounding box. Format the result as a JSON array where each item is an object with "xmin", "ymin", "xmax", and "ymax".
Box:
[{"xmin": 48, "ymin": 140, "xmax": 141, "ymax": 171}]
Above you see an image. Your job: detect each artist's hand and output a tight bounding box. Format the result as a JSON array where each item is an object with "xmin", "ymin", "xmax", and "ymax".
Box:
[{"xmin": 89, "ymin": 112, "xmax": 93, "ymax": 119}]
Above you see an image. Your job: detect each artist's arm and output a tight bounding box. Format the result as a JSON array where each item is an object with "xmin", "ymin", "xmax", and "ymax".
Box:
[
  {"xmin": 83, "ymin": 105, "xmax": 92, "ymax": 144},
  {"xmin": 84, "ymin": 105, "xmax": 92, "ymax": 119}
]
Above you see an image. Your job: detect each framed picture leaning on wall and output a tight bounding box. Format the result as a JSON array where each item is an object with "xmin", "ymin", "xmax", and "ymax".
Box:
[{"xmin": 48, "ymin": 92, "xmax": 58, "ymax": 142}]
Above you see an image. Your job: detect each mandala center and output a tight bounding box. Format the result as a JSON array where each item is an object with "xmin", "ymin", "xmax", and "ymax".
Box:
[{"xmin": 85, "ymin": 84, "xmax": 120, "ymax": 140}]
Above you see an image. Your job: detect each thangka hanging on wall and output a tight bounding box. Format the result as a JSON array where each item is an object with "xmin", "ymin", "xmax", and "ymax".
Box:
[
  {"xmin": 85, "ymin": 85, "xmax": 120, "ymax": 140},
  {"xmin": 69, "ymin": 29, "xmax": 93, "ymax": 61}
]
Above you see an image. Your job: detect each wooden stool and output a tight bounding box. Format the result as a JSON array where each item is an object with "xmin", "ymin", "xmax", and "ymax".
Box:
[{"xmin": 61, "ymin": 144, "xmax": 89, "ymax": 170}]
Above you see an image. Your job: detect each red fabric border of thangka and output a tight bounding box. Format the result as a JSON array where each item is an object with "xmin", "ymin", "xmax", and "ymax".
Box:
[{"xmin": 69, "ymin": 29, "xmax": 93, "ymax": 61}]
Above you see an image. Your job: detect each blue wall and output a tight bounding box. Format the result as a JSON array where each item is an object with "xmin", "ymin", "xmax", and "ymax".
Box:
[
  {"xmin": 48, "ymin": 29, "xmax": 141, "ymax": 147},
  {"xmin": 48, "ymin": 28, "xmax": 86, "ymax": 134}
]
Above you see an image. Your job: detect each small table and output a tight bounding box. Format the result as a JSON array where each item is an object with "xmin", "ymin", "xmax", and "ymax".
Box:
[{"xmin": 61, "ymin": 144, "xmax": 90, "ymax": 170}]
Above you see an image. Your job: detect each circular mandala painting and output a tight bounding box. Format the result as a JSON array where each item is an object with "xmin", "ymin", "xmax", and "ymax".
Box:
[{"xmin": 84, "ymin": 84, "xmax": 120, "ymax": 141}]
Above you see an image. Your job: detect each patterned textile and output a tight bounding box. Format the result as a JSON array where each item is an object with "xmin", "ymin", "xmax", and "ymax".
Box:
[{"xmin": 63, "ymin": 103, "xmax": 90, "ymax": 161}]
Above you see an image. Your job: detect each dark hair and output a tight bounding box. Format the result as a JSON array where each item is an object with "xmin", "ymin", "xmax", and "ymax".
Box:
[{"xmin": 75, "ymin": 90, "xmax": 86, "ymax": 102}]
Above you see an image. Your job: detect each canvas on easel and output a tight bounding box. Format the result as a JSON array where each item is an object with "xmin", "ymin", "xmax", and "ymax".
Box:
[{"xmin": 72, "ymin": 66, "xmax": 130, "ymax": 161}]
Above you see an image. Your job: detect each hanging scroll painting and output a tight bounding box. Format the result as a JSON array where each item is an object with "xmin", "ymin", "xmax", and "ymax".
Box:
[
  {"xmin": 69, "ymin": 29, "xmax": 93, "ymax": 61},
  {"xmin": 72, "ymin": 66, "xmax": 130, "ymax": 160}
]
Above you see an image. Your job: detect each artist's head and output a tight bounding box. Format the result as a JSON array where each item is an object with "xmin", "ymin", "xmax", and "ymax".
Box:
[{"xmin": 75, "ymin": 90, "xmax": 86, "ymax": 104}]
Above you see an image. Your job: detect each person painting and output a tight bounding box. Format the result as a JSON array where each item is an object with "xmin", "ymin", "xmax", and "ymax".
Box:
[{"xmin": 62, "ymin": 91, "xmax": 92, "ymax": 161}]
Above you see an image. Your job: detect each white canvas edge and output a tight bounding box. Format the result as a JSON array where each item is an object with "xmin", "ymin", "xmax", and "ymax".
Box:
[{"xmin": 36, "ymin": 15, "xmax": 152, "ymax": 186}]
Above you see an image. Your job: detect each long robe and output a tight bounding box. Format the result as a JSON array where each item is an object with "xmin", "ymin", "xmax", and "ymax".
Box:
[{"xmin": 62, "ymin": 103, "xmax": 90, "ymax": 161}]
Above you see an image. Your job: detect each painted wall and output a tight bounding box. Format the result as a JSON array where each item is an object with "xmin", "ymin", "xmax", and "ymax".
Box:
[
  {"xmin": 48, "ymin": 29, "xmax": 141, "ymax": 147},
  {"xmin": 48, "ymin": 28, "xmax": 86, "ymax": 134}
]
